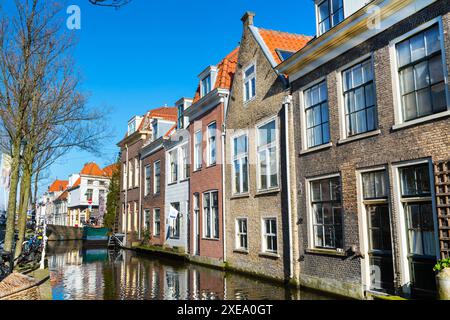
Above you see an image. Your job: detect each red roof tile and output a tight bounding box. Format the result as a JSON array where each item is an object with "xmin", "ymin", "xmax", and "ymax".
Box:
[
  {"xmin": 80, "ymin": 162, "xmax": 105, "ymax": 177},
  {"xmin": 257, "ymin": 28, "xmax": 312, "ymax": 65},
  {"xmin": 138, "ymin": 107, "xmax": 178, "ymax": 131},
  {"xmin": 192, "ymin": 47, "xmax": 240, "ymax": 103},
  {"xmin": 48, "ymin": 180, "xmax": 68, "ymax": 193},
  {"xmin": 102, "ymin": 164, "xmax": 118, "ymax": 177}
]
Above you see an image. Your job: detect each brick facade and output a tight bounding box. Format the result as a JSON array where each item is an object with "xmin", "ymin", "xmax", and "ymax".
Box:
[{"xmin": 288, "ymin": 0, "xmax": 450, "ymax": 298}]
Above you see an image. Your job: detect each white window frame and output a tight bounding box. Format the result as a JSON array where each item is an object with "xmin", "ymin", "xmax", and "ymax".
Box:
[
  {"xmin": 235, "ymin": 217, "xmax": 248, "ymax": 251},
  {"xmin": 298, "ymin": 77, "xmax": 332, "ymax": 153},
  {"xmin": 261, "ymin": 217, "xmax": 278, "ymax": 254},
  {"xmin": 122, "ymin": 162, "xmax": 127, "ymax": 190},
  {"xmin": 356, "ymin": 166, "xmax": 392, "ymax": 291},
  {"xmin": 202, "ymin": 190, "xmax": 219, "ymax": 240},
  {"xmin": 256, "ymin": 116, "xmax": 280, "ymax": 192},
  {"xmin": 153, "ymin": 208, "xmax": 161, "ymax": 237},
  {"xmin": 201, "ymin": 74, "xmax": 212, "ymax": 98},
  {"xmin": 134, "ymin": 158, "xmax": 139, "ymax": 188},
  {"xmin": 144, "ymin": 209, "xmax": 151, "ymax": 231},
  {"xmin": 168, "ymin": 149, "xmax": 178, "ymax": 184},
  {"xmin": 181, "ymin": 144, "xmax": 190, "ymax": 180},
  {"xmin": 144, "ymin": 165, "xmax": 151, "ymax": 196},
  {"xmin": 336, "ymin": 53, "xmax": 380, "ymax": 141},
  {"xmin": 390, "ymin": 158, "xmax": 439, "ymax": 293},
  {"xmin": 316, "ymin": 0, "xmax": 344, "ymax": 37},
  {"xmin": 243, "ymin": 62, "xmax": 256, "ymax": 103},
  {"xmin": 194, "ymin": 130, "xmax": 202, "ymax": 171},
  {"xmin": 207, "ymin": 122, "xmax": 217, "ymax": 167},
  {"xmin": 128, "ymin": 160, "xmax": 133, "ymax": 189},
  {"xmin": 389, "ymin": 17, "xmax": 450, "ymax": 130},
  {"xmin": 153, "ymin": 160, "xmax": 161, "ymax": 195},
  {"xmin": 231, "ymin": 131, "xmax": 250, "ymax": 195},
  {"xmin": 305, "ymin": 173, "xmax": 343, "ymax": 251}
]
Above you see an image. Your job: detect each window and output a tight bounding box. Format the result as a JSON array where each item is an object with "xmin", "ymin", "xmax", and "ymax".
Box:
[
  {"xmin": 399, "ymin": 165, "xmax": 436, "ymax": 257},
  {"xmin": 310, "ymin": 176, "xmax": 343, "ymax": 249},
  {"xmin": 87, "ymin": 180, "xmax": 93, "ymax": 185},
  {"xmin": 207, "ymin": 122, "xmax": 217, "ymax": 166},
  {"xmin": 128, "ymin": 121, "xmax": 136, "ymax": 135},
  {"xmin": 304, "ymin": 81, "xmax": 330, "ymax": 148},
  {"xmin": 86, "ymin": 189, "xmax": 93, "ymax": 202},
  {"xmin": 145, "ymin": 165, "xmax": 151, "ymax": 196},
  {"xmin": 201, "ymin": 75, "xmax": 211, "ymax": 97},
  {"xmin": 396, "ymin": 24, "xmax": 447, "ymax": 122},
  {"xmin": 128, "ymin": 161, "xmax": 133, "ymax": 189},
  {"xmin": 180, "ymin": 145, "xmax": 190, "ymax": 180},
  {"xmin": 100, "ymin": 181, "xmax": 106, "ymax": 186},
  {"xmin": 134, "ymin": 158, "xmax": 139, "ymax": 188},
  {"xmin": 134, "ymin": 202, "xmax": 138, "ymax": 232},
  {"xmin": 318, "ymin": 0, "xmax": 344, "ymax": 35},
  {"xmin": 257, "ymin": 119, "xmax": 278, "ymax": 190},
  {"xmin": 169, "ymin": 150, "xmax": 178, "ymax": 183},
  {"xmin": 144, "ymin": 209, "xmax": 151, "ymax": 231},
  {"xmin": 177, "ymin": 104, "xmax": 184, "ymax": 129},
  {"xmin": 203, "ymin": 191, "xmax": 219, "ymax": 239},
  {"xmin": 194, "ymin": 130, "xmax": 202, "ymax": 170},
  {"xmin": 343, "ymin": 59, "xmax": 377, "ymax": 136},
  {"xmin": 170, "ymin": 203, "xmax": 180, "ymax": 239},
  {"xmin": 232, "ymin": 134, "xmax": 249, "ymax": 194},
  {"xmin": 236, "ymin": 218, "xmax": 248, "ymax": 250},
  {"xmin": 244, "ymin": 64, "xmax": 256, "ymax": 102},
  {"xmin": 152, "ymin": 121, "xmax": 158, "ymax": 140},
  {"xmin": 262, "ymin": 218, "xmax": 277, "ymax": 254},
  {"xmin": 154, "ymin": 161, "xmax": 161, "ymax": 194},
  {"xmin": 362, "ymin": 171, "xmax": 392, "ymax": 252},
  {"xmin": 123, "ymin": 163, "xmax": 127, "ymax": 190},
  {"xmin": 153, "ymin": 208, "xmax": 161, "ymax": 236},
  {"xmin": 276, "ymin": 49, "xmax": 295, "ymax": 62}
]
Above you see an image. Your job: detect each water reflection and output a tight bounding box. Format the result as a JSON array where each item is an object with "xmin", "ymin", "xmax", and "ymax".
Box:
[{"xmin": 48, "ymin": 241, "xmax": 338, "ymax": 300}]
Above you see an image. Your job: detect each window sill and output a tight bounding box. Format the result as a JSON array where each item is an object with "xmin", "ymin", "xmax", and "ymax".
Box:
[
  {"xmin": 244, "ymin": 96, "xmax": 257, "ymax": 105},
  {"xmin": 202, "ymin": 237, "xmax": 220, "ymax": 242},
  {"xmin": 206, "ymin": 164, "xmax": 217, "ymax": 169},
  {"xmin": 180, "ymin": 178, "xmax": 190, "ymax": 183},
  {"xmin": 233, "ymin": 249, "xmax": 249, "ymax": 255},
  {"xmin": 153, "ymin": 192, "xmax": 161, "ymax": 197},
  {"xmin": 193, "ymin": 168, "xmax": 202, "ymax": 173},
  {"xmin": 337, "ymin": 129, "xmax": 381, "ymax": 145},
  {"xmin": 255, "ymin": 188, "xmax": 280, "ymax": 197},
  {"xmin": 305, "ymin": 248, "xmax": 347, "ymax": 257},
  {"xmin": 299, "ymin": 142, "xmax": 333, "ymax": 156},
  {"xmin": 167, "ymin": 182, "xmax": 178, "ymax": 186},
  {"xmin": 392, "ymin": 110, "xmax": 450, "ymax": 131},
  {"xmin": 230, "ymin": 193, "xmax": 250, "ymax": 200},
  {"xmin": 259, "ymin": 252, "xmax": 280, "ymax": 259}
]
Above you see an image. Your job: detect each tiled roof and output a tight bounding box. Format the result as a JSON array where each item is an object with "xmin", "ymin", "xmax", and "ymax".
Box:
[
  {"xmin": 257, "ymin": 28, "xmax": 312, "ymax": 65},
  {"xmin": 48, "ymin": 180, "xmax": 68, "ymax": 193},
  {"xmin": 72, "ymin": 178, "xmax": 81, "ymax": 188},
  {"xmin": 138, "ymin": 106, "xmax": 178, "ymax": 131},
  {"xmin": 193, "ymin": 47, "xmax": 240, "ymax": 103},
  {"xmin": 164, "ymin": 124, "xmax": 177, "ymax": 138},
  {"xmin": 55, "ymin": 190, "xmax": 68, "ymax": 202},
  {"xmin": 80, "ymin": 162, "xmax": 105, "ymax": 177},
  {"xmin": 102, "ymin": 164, "xmax": 118, "ymax": 177}
]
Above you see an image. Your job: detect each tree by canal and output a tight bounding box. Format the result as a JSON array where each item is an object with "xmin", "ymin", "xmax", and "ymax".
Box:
[{"xmin": 104, "ymin": 158, "xmax": 121, "ymax": 231}]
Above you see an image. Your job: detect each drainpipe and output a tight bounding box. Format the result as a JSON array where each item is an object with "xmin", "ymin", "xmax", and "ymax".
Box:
[
  {"xmin": 124, "ymin": 144, "xmax": 129, "ymax": 246},
  {"xmin": 221, "ymin": 93, "xmax": 228, "ymax": 262},
  {"xmin": 283, "ymin": 95, "xmax": 294, "ymax": 280}
]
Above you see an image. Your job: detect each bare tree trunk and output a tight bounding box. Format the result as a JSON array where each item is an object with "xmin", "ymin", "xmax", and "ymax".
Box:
[
  {"xmin": 3, "ymin": 139, "xmax": 22, "ymax": 253},
  {"xmin": 15, "ymin": 161, "xmax": 32, "ymax": 258}
]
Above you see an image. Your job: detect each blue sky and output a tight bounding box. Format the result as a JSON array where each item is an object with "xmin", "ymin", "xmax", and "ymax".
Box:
[{"xmin": 27, "ymin": 0, "xmax": 316, "ymax": 193}]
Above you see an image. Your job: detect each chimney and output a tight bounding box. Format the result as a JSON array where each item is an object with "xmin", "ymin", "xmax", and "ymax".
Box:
[{"xmin": 241, "ymin": 11, "xmax": 255, "ymax": 27}]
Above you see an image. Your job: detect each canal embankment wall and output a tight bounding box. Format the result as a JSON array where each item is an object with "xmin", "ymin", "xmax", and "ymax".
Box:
[{"xmin": 47, "ymin": 225, "xmax": 83, "ymax": 241}]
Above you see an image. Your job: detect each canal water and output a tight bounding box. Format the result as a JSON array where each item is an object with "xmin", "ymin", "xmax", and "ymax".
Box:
[{"xmin": 47, "ymin": 241, "xmax": 340, "ymax": 300}]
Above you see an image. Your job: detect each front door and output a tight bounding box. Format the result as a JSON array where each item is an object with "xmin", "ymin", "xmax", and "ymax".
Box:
[{"xmin": 194, "ymin": 209, "xmax": 200, "ymax": 255}]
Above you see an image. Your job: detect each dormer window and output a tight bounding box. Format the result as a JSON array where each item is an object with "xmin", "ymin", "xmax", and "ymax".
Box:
[
  {"xmin": 201, "ymin": 75, "xmax": 212, "ymax": 97},
  {"xmin": 177, "ymin": 104, "xmax": 184, "ymax": 129},
  {"xmin": 152, "ymin": 121, "xmax": 158, "ymax": 140},
  {"xmin": 276, "ymin": 50, "xmax": 295, "ymax": 62},
  {"xmin": 317, "ymin": 0, "xmax": 344, "ymax": 36},
  {"xmin": 128, "ymin": 121, "xmax": 136, "ymax": 135}
]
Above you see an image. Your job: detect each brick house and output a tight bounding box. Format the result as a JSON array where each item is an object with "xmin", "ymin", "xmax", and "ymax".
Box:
[
  {"xmin": 164, "ymin": 98, "xmax": 192, "ymax": 253},
  {"xmin": 118, "ymin": 107, "xmax": 177, "ymax": 245},
  {"xmin": 224, "ymin": 12, "xmax": 311, "ymax": 281},
  {"xmin": 277, "ymin": 0, "xmax": 450, "ymax": 299},
  {"xmin": 140, "ymin": 117, "xmax": 177, "ymax": 246},
  {"xmin": 184, "ymin": 48, "xmax": 239, "ymax": 266}
]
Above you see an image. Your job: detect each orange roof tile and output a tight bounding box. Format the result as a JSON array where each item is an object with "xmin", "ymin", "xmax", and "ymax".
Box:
[
  {"xmin": 164, "ymin": 124, "xmax": 177, "ymax": 138},
  {"xmin": 48, "ymin": 180, "xmax": 68, "ymax": 193},
  {"xmin": 257, "ymin": 28, "xmax": 312, "ymax": 65},
  {"xmin": 56, "ymin": 190, "xmax": 68, "ymax": 202},
  {"xmin": 102, "ymin": 164, "xmax": 118, "ymax": 177},
  {"xmin": 138, "ymin": 107, "xmax": 178, "ymax": 131},
  {"xmin": 193, "ymin": 47, "xmax": 240, "ymax": 103},
  {"xmin": 72, "ymin": 177, "xmax": 81, "ymax": 188},
  {"xmin": 80, "ymin": 162, "xmax": 105, "ymax": 177}
]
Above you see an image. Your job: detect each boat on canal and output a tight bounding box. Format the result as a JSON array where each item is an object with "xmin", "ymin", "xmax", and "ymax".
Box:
[{"xmin": 82, "ymin": 227, "xmax": 110, "ymax": 246}]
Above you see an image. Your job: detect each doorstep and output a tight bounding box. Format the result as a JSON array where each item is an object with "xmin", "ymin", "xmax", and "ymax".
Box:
[{"xmin": 365, "ymin": 290, "xmax": 408, "ymax": 300}]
